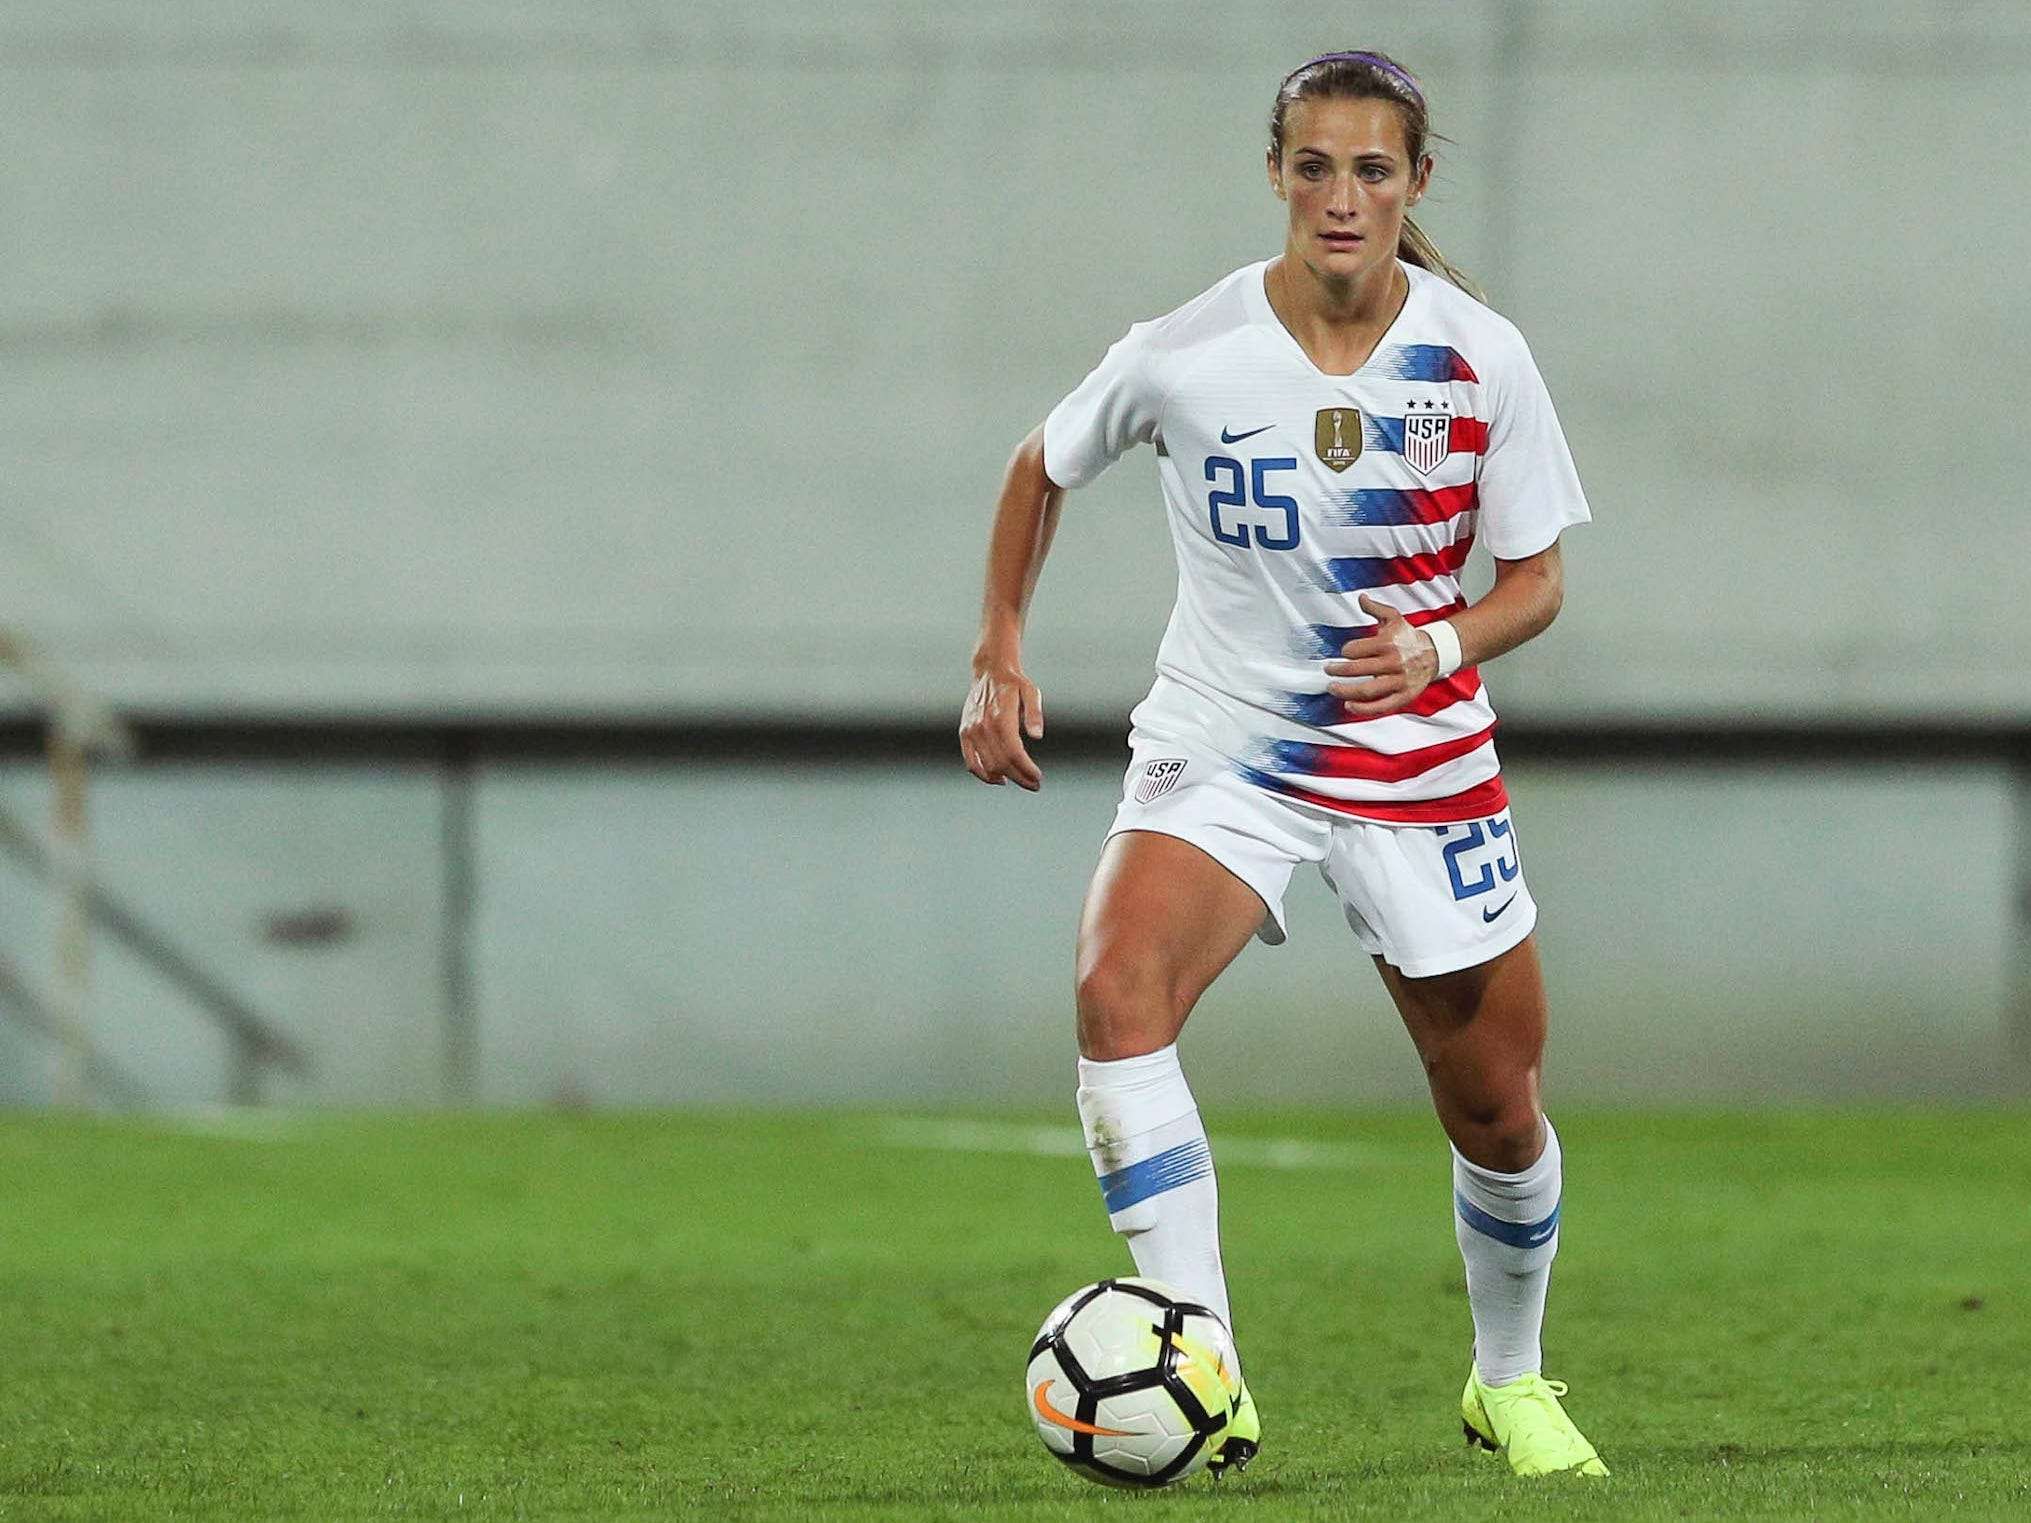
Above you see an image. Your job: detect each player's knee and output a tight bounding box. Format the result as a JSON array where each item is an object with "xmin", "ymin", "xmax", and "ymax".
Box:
[
  {"xmin": 1451, "ymin": 1101, "xmax": 1544, "ymax": 1174},
  {"xmin": 1074, "ymin": 952, "xmax": 1183, "ymax": 1061}
]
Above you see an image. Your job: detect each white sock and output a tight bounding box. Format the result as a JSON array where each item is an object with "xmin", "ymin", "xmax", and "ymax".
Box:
[
  {"xmin": 1075, "ymin": 1044, "xmax": 1233, "ymax": 1336},
  {"xmin": 1452, "ymin": 1118, "xmax": 1561, "ymax": 1387}
]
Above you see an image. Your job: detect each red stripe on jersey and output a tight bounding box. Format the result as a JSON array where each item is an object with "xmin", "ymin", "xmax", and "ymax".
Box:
[
  {"xmin": 1451, "ymin": 417, "xmax": 1489, "ymax": 454},
  {"xmin": 1404, "ymin": 599, "xmax": 1469, "ymax": 626},
  {"xmin": 1340, "ymin": 667, "xmax": 1483, "ymax": 724},
  {"xmin": 1363, "ymin": 537, "xmax": 1475, "ymax": 589},
  {"xmin": 1291, "ymin": 722, "xmax": 1498, "ymax": 783},
  {"xmin": 1277, "ymin": 773, "xmax": 1510, "ymax": 825},
  {"xmin": 1399, "ymin": 483, "xmax": 1478, "ymax": 524}
]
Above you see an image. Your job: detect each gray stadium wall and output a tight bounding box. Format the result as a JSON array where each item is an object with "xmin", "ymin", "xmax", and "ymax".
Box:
[{"xmin": 1, "ymin": 2, "xmax": 2027, "ymax": 722}]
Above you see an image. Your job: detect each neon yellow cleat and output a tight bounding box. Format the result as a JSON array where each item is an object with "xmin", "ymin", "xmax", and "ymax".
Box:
[
  {"xmin": 1461, "ymin": 1366, "xmax": 1609, "ymax": 1477},
  {"xmin": 1205, "ymin": 1378, "xmax": 1259, "ymax": 1478}
]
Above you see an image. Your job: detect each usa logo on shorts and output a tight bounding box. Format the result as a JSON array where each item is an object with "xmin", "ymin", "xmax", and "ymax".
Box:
[
  {"xmin": 1134, "ymin": 758, "xmax": 1187, "ymax": 803},
  {"xmin": 1403, "ymin": 400, "xmax": 1452, "ymax": 476}
]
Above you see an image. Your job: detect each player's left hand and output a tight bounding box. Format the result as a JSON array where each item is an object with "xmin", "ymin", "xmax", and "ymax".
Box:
[{"xmin": 1324, "ymin": 594, "xmax": 1441, "ymax": 719}]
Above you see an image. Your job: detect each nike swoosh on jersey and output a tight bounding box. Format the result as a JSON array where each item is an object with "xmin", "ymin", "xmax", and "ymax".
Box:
[
  {"xmin": 1481, "ymin": 893, "xmax": 1518, "ymax": 923},
  {"xmin": 1219, "ymin": 424, "xmax": 1273, "ymax": 444},
  {"xmin": 1032, "ymin": 1380, "xmax": 1136, "ymax": 1436}
]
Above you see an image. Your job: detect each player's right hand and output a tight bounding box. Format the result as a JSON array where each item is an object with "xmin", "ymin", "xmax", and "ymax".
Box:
[{"xmin": 959, "ymin": 664, "xmax": 1046, "ymax": 791}]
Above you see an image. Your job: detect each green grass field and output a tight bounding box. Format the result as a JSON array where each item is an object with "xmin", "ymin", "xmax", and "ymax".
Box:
[{"xmin": 0, "ymin": 1108, "xmax": 2025, "ymax": 1520}]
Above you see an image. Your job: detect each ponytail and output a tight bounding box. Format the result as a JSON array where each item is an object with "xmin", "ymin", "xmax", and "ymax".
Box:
[{"xmin": 1398, "ymin": 215, "xmax": 1484, "ymax": 302}]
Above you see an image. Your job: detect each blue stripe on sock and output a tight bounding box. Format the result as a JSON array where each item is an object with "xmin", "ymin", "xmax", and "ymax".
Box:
[
  {"xmin": 1100, "ymin": 1138, "xmax": 1212, "ymax": 1214},
  {"xmin": 1454, "ymin": 1191, "xmax": 1560, "ymax": 1249}
]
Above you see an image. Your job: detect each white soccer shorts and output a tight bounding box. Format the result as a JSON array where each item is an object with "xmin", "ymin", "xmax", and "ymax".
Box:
[{"xmin": 1105, "ymin": 736, "xmax": 1538, "ymax": 977}]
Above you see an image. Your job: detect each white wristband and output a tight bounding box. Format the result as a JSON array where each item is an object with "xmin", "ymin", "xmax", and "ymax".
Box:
[{"xmin": 1424, "ymin": 619, "xmax": 1463, "ymax": 679}]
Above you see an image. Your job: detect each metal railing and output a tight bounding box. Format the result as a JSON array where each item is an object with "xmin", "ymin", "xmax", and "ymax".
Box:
[{"xmin": 0, "ymin": 628, "xmax": 309, "ymax": 1106}]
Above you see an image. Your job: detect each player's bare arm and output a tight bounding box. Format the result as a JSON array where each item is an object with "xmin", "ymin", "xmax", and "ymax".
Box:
[
  {"xmin": 961, "ymin": 423, "xmax": 1063, "ymax": 791},
  {"xmin": 1325, "ymin": 543, "xmax": 1565, "ymax": 719}
]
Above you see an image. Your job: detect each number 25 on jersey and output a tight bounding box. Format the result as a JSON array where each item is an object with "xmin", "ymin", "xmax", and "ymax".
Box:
[{"xmin": 1205, "ymin": 455, "xmax": 1301, "ymax": 551}]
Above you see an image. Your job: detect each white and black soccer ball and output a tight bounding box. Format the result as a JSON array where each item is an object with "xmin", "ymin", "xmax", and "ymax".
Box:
[{"xmin": 1025, "ymin": 1277, "xmax": 1239, "ymax": 1488}]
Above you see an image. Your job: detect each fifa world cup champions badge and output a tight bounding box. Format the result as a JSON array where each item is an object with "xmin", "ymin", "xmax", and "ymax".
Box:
[{"xmin": 1314, "ymin": 407, "xmax": 1361, "ymax": 473}]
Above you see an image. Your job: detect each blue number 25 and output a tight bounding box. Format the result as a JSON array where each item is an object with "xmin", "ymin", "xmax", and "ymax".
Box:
[
  {"xmin": 1205, "ymin": 455, "xmax": 1301, "ymax": 551},
  {"xmin": 1438, "ymin": 816, "xmax": 1521, "ymax": 900}
]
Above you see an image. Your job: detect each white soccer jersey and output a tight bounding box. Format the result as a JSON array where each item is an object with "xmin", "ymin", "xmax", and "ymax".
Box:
[{"xmin": 1043, "ymin": 258, "xmax": 1590, "ymax": 824}]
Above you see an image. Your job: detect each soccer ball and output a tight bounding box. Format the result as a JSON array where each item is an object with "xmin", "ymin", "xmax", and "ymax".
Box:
[{"xmin": 1025, "ymin": 1277, "xmax": 1240, "ymax": 1487}]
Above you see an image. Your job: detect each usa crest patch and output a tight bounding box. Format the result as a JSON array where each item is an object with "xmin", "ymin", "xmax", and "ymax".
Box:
[
  {"xmin": 1402, "ymin": 401, "xmax": 1452, "ymax": 476},
  {"xmin": 1134, "ymin": 758, "xmax": 1187, "ymax": 803}
]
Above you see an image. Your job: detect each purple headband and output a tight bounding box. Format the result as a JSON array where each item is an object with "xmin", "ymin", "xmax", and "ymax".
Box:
[{"xmin": 1285, "ymin": 50, "xmax": 1423, "ymax": 103}]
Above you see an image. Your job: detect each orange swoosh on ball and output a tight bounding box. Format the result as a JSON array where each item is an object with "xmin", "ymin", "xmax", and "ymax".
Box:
[{"xmin": 1032, "ymin": 1380, "xmax": 1135, "ymax": 1437}]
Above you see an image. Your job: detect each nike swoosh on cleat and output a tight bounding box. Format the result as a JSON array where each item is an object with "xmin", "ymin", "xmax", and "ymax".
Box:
[
  {"xmin": 1220, "ymin": 425, "xmax": 1273, "ymax": 443},
  {"xmin": 1481, "ymin": 894, "xmax": 1518, "ymax": 923},
  {"xmin": 1032, "ymin": 1380, "xmax": 1135, "ymax": 1437}
]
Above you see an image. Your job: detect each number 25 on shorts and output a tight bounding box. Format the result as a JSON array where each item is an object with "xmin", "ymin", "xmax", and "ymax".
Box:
[
  {"xmin": 1205, "ymin": 455, "xmax": 1301, "ymax": 550},
  {"xmin": 1438, "ymin": 816, "xmax": 1520, "ymax": 901}
]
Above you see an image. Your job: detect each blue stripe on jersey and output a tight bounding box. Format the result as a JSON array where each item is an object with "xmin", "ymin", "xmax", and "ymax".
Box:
[
  {"xmin": 1454, "ymin": 1191, "xmax": 1561, "ymax": 1250},
  {"xmin": 1235, "ymin": 764, "xmax": 1292, "ymax": 796},
  {"xmin": 1363, "ymin": 415, "xmax": 1407, "ymax": 454},
  {"xmin": 1259, "ymin": 739, "xmax": 1322, "ymax": 774},
  {"xmin": 1329, "ymin": 489, "xmax": 1428, "ymax": 527},
  {"xmin": 1368, "ymin": 343, "xmax": 1471, "ymax": 382},
  {"xmin": 1274, "ymin": 690, "xmax": 1349, "ymax": 726},
  {"xmin": 1099, "ymin": 1138, "xmax": 1213, "ymax": 1214},
  {"xmin": 1321, "ymin": 555, "xmax": 1407, "ymax": 591},
  {"xmin": 1301, "ymin": 623, "xmax": 1377, "ymax": 659}
]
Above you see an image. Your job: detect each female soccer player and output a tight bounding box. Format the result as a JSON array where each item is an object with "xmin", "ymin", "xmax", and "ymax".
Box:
[{"xmin": 960, "ymin": 52, "xmax": 1605, "ymax": 1479}]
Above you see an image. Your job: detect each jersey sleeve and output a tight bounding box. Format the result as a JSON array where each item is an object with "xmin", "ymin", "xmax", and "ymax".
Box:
[
  {"xmin": 1475, "ymin": 332, "xmax": 1591, "ymax": 559},
  {"xmin": 1041, "ymin": 323, "xmax": 1163, "ymax": 491}
]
